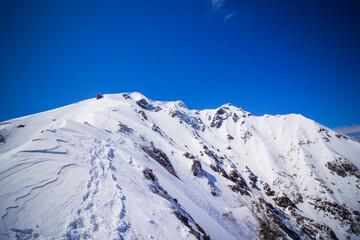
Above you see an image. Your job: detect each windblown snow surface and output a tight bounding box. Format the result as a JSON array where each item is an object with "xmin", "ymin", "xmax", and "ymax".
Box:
[{"xmin": 0, "ymin": 92, "xmax": 359, "ymax": 240}]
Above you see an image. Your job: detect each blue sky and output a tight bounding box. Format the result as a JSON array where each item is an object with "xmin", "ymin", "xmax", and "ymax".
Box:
[{"xmin": 0, "ymin": 0, "xmax": 359, "ymax": 129}]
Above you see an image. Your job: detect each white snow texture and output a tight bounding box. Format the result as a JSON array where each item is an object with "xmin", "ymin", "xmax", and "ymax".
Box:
[{"xmin": 0, "ymin": 92, "xmax": 359, "ymax": 240}]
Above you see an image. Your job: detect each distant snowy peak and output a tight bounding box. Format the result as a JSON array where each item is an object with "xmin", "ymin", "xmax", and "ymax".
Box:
[
  {"xmin": 333, "ymin": 124, "xmax": 360, "ymax": 143},
  {"xmin": 0, "ymin": 92, "xmax": 359, "ymax": 240}
]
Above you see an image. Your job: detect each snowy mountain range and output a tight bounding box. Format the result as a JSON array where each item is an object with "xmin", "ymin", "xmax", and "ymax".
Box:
[{"xmin": 0, "ymin": 92, "xmax": 359, "ymax": 240}]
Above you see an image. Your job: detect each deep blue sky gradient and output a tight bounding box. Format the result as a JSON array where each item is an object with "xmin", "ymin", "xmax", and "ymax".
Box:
[{"xmin": 0, "ymin": 0, "xmax": 359, "ymax": 128}]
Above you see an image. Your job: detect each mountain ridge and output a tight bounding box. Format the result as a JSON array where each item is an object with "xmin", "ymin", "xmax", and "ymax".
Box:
[{"xmin": 0, "ymin": 92, "xmax": 359, "ymax": 240}]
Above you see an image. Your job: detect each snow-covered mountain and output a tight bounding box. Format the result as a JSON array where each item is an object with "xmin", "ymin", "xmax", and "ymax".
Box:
[{"xmin": 0, "ymin": 92, "xmax": 359, "ymax": 240}]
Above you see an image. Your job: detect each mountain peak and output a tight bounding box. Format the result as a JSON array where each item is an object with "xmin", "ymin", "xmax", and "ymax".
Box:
[{"xmin": 0, "ymin": 93, "xmax": 359, "ymax": 240}]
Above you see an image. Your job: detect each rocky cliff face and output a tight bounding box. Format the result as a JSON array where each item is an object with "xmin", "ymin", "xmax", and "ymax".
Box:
[{"xmin": 0, "ymin": 92, "xmax": 359, "ymax": 240}]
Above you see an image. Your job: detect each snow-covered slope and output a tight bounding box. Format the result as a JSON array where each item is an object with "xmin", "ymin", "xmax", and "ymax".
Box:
[{"xmin": 0, "ymin": 92, "xmax": 359, "ymax": 240}]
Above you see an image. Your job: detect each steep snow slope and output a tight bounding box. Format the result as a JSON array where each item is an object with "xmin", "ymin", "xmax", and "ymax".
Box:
[{"xmin": 0, "ymin": 92, "xmax": 359, "ymax": 240}]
